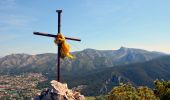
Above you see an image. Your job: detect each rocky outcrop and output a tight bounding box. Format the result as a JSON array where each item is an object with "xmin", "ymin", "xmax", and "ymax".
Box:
[{"xmin": 34, "ymin": 80, "xmax": 85, "ymax": 100}]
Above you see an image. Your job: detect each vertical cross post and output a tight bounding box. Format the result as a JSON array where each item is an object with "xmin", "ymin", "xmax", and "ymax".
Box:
[
  {"xmin": 56, "ymin": 10, "xmax": 62, "ymax": 82},
  {"xmin": 33, "ymin": 10, "xmax": 81, "ymax": 82}
]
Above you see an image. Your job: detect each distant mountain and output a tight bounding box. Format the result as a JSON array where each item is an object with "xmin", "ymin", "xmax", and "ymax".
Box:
[
  {"xmin": 0, "ymin": 47, "xmax": 166, "ymax": 73},
  {"xmin": 73, "ymin": 55, "xmax": 170, "ymax": 95},
  {"xmin": 0, "ymin": 47, "xmax": 169, "ymax": 96},
  {"xmin": 111, "ymin": 55, "xmax": 170, "ymax": 87}
]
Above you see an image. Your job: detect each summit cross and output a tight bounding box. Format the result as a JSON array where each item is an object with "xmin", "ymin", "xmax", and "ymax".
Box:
[{"xmin": 33, "ymin": 10, "xmax": 81, "ymax": 82}]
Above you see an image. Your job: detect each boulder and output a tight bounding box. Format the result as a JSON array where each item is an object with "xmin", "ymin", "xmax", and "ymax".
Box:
[{"xmin": 34, "ymin": 80, "xmax": 85, "ymax": 100}]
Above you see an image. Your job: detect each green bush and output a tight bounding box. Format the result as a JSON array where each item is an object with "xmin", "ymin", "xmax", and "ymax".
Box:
[
  {"xmin": 85, "ymin": 95, "xmax": 108, "ymax": 100},
  {"xmin": 108, "ymin": 83, "xmax": 157, "ymax": 100},
  {"xmin": 154, "ymin": 80, "xmax": 170, "ymax": 100}
]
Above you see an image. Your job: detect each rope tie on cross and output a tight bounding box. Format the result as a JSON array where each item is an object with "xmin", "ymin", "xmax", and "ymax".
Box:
[{"xmin": 33, "ymin": 10, "xmax": 81, "ymax": 82}]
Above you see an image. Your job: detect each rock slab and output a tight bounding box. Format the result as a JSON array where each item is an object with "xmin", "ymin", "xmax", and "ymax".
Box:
[{"xmin": 34, "ymin": 80, "xmax": 85, "ymax": 100}]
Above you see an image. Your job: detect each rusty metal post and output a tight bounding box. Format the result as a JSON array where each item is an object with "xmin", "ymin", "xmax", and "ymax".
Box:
[
  {"xmin": 56, "ymin": 10, "xmax": 62, "ymax": 82},
  {"xmin": 33, "ymin": 10, "xmax": 81, "ymax": 82}
]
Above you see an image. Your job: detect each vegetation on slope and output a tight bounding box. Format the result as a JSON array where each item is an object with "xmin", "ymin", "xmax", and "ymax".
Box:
[
  {"xmin": 154, "ymin": 80, "xmax": 170, "ymax": 100},
  {"xmin": 108, "ymin": 83, "xmax": 157, "ymax": 100},
  {"xmin": 108, "ymin": 80, "xmax": 170, "ymax": 100}
]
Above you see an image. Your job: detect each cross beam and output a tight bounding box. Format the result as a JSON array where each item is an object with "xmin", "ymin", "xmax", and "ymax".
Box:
[
  {"xmin": 33, "ymin": 10, "xmax": 81, "ymax": 82},
  {"xmin": 33, "ymin": 32, "xmax": 81, "ymax": 41}
]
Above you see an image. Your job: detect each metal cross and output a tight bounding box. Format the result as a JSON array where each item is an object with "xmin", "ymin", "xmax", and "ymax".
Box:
[{"xmin": 33, "ymin": 10, "xmax": 81, "ymax": 82}]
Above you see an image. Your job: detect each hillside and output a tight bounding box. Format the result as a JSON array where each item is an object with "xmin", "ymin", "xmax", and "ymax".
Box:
[
  {"xmin": 0, "ymin": 47, "xmax": 166, "ymax": 74},
  {"xmin": 0, "ymin": 47, "xmax": 168, "ymax": 96},
  {"xmin": 69, "ymin": 56, "xmax": 170, "ymax": 95},
  {"xmin": 111, "ymin": 55, "xmax": 170, "ymax": 87}
]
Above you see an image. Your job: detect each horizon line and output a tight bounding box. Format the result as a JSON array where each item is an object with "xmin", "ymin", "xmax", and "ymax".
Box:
[{"xmin": 1, "ymin": 47, "xmax": 169, "ymax": 58}]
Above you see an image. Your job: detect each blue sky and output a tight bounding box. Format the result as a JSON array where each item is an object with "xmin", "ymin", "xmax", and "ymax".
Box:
[{"xmin": 0, "ymin": 0, "xmax": 170, "ymax": 57}]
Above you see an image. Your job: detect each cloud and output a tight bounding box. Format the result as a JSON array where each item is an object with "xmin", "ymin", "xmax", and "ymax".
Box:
[
  {"xmin": 0, "ymin": 0, "xmax": 37, "ymax": 43},
  {"xmin": 0, "ymin": 33, "xmax": 21, "ymax": 42},
  {"xmin": 84, "ymin": 0, "xmax": 123, "ymax": 16},
  {"xmin": 0, "ymin": 0, "xmax": 16, "ymax": 10},
  {"xmin": 0, "ymin": 14, "xmax": 37, "ymax": 44},
  {"xmin": 0, "ymin": 0, "xmax": 32, "ymax": 31},
  {"xmin": 0, "ymin": 14, "xmax": 36, "ymax": 33}
]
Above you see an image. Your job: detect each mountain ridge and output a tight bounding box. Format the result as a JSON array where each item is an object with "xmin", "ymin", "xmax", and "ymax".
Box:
[
  {"xmin": 65, "ymin": 55, "xmax": 170, "ymax": 95},
  {"xmin": 1, "ymin": 46, "xmax": 167, "ymax": 58},
  {"xmin": 0, "ymin": 47, "xmax": 170, "ymax": 95},
  {"xmin": 0, "ymin": 47, "xmax": 167, "ymax": 71}
]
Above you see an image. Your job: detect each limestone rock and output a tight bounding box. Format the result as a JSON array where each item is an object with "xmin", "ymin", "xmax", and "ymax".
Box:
[{"xmin": 34, "ymin": 80, "xmax": 85, "ymax": 100}]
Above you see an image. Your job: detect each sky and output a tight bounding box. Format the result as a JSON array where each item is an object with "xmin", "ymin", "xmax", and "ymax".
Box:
[{"xmin": 0, "ymin": 0, "xmax": 170, "ymax": 57}]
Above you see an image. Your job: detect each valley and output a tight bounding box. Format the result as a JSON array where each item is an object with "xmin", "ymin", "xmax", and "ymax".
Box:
[{"xmin": 0, "ymin": 47, "xmax": 169, "ymax": 96}]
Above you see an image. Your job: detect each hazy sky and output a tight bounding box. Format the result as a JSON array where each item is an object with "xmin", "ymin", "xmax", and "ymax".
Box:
[{"xmin": 0, "ymin": 0, "xmax": 170, "ymax": 57}]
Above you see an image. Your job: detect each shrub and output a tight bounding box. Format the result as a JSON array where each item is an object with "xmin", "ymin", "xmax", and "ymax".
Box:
[
  {"xmin": 108, "ymin": 83, "xmax": 157, "ymax": 100},
  {"xmin": 154, "ymin": 80, "xmax": 170, "ymax": 100}
]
